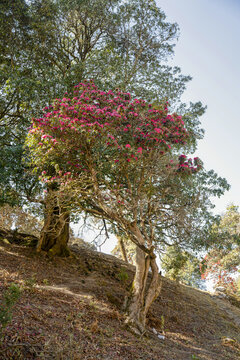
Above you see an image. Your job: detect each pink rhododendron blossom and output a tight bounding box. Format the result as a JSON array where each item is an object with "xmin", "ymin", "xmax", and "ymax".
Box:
[{"xmin": 27, "ymin": 80, "xmax": 201, "ymax": 189}]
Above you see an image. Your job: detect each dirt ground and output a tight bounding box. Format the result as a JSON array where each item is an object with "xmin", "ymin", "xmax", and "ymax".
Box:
[{"xmin": 0, "ymin": 239, "xmax": 239, "ymax": 360}]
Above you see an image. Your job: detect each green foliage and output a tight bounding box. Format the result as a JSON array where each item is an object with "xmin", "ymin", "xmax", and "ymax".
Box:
[
  {"xmin": 24, "ymin": 276, "xmax": 37, "ymax": 289},
  {"xmin": 161, "ymin": 246, "xmax": 205, "ymax": 289},
  {"xmin": 0, "ymin": 283, "xmax": 21, "ymax": 335},
  {"xmin": 0, "ymin": 0, "xmax": 42, "ymax": 205},
  {"xmin": 236, "ymin": 276, "xmax": 240, "ymax": 294},
  {"xmin": 201, "ymin": 205, "xmax": 240, "ymax": 292},
  {"xmin": 117, "ymin": 269, "xmax": 129, "ymax": 284},
  {"xmin": 160, "ymin": 315, "xmax": 165, "ymax": 333}
]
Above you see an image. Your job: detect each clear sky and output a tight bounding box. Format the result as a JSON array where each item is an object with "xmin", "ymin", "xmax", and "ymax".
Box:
[
  {"xmin": 76, "ymin": 0, "xmax": 240, "ymax": 254},
  {"xmin": 156, "ymin": 0, "xmax": 240, "ymax": 214}
]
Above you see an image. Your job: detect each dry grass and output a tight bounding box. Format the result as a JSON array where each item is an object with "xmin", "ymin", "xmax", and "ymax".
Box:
[{"xmin": 0, "ymin": 239, "xmax": 239, "ymax": 360}]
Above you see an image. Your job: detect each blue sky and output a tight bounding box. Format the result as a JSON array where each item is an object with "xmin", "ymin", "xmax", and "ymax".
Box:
[{"xmin": 157, "ymin": 0, "xmax": 240, "ymax": 214}]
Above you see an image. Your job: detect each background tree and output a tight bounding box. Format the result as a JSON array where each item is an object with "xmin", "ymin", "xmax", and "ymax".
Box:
[
  {"xmin": 26, "ymin": 81, "xmax": 228, "ymax": 332},
  {"xmin": 201, "ymin": 205, "xmax": 240, "ymax": 293},
  {"xmin": 0, "ymin": 204, "xmax": 43, "ymax": 237},
  {"xmin": 0, "ymin": 0, "xmax": 37, "ymax": 205},
  {"xmin": 160, "ymin": 246, "xmax": 206, "ymax": 289},
  {"xmin": 112, "ymin": 235, "xmax": 136, "ymax": 264}
]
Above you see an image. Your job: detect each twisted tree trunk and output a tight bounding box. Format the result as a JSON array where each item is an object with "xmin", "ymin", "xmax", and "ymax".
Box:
[
  {"xmin": 37, "ymin": 189, "xmax": 70, "ymax": 257},
  {"xmin": 124, "ymin": 238, "xmax": 162, "ymax": 333}
]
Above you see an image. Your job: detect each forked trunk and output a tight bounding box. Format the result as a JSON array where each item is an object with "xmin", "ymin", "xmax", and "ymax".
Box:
[
  {"xmin": 37, "ymin": 190, "xmax": 70, "ymax": 257},
  {"xmin": 124, "ymin": 244, "xmax": 162, "ymax": 334}
]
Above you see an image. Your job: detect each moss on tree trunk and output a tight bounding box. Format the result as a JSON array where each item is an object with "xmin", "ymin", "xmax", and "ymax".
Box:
[{"xmin": 37, "ymin": 190, "xmax": 70, "ymax": 257}]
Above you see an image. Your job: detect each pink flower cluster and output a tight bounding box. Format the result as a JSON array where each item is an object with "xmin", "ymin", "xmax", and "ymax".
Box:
[{"xmin": 29, "ymin": 80, "xmax": 201, "ymax": 183}]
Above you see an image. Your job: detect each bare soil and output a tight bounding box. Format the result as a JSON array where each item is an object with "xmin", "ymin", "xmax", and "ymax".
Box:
[{"xmin": 0, "ymin": 237, "xmax": 239, "ymax": 360}]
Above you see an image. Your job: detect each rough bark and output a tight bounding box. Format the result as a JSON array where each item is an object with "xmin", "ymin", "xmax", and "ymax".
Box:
[
  {"xmin": 118, "ymin": 236, "xmax": 128, "ymax": 263},
  {"xmin": 37, "ymin": 191, "xmax": 70, "ymax": 257},
  {"xmin": 124, "ymin": 239, "xmax": 162, "ymax": 334}
]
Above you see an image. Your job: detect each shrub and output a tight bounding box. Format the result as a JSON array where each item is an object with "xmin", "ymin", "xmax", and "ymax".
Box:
[{"xmin": 0, "ymin": 283, "xmax": 21, "ymax": 336}]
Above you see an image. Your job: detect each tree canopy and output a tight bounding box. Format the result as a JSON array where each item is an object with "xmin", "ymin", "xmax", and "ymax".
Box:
[{"xmin": 0, "ymin": 0, "xmax": 205, "ymax": 206}]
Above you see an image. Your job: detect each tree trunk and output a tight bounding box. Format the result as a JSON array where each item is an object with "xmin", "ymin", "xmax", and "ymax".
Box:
[
  {"xmin": 37, "ymin": 190, "xmax": 70, "ymax": 257},
  {"xmin": 124, "ymin": 243, "xmax": 162, "ymax": 334},
  {"xmin": 118, "ymin": 236, "xmax": 128, "ymax": 263}
]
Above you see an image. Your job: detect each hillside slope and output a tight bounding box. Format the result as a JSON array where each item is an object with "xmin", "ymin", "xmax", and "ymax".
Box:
[{"xmin": 0, "ymin": 236, "xmax": 239, "ymax": 360}]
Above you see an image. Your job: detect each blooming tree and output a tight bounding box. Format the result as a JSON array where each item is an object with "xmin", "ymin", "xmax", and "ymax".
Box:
[{"xmin": 27, "ymin": 80, "xmax": 227, "ymax": 332}]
